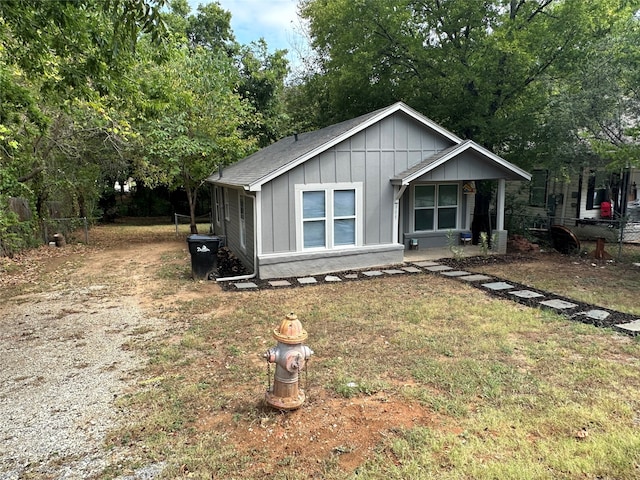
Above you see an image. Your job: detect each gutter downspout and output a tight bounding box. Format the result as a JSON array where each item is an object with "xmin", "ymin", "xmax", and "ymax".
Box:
[{"xmin": 216, "ymin": 191, "xmax": 258, "ymax": 283}]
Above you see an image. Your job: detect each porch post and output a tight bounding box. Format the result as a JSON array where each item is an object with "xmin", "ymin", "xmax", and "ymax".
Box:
[
  {"xmin": 392, "ymin": 184, "xmax": 407, "ymax": 244},
  {"xmin": 496, "ymin": 178, "xmax": 505, "ymax": 231}
]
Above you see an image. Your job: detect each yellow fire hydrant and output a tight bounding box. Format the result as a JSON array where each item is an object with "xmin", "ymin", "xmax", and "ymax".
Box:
[{"xmin": 263, "ymin": 313, "xmax": 314, "ymax": 410}]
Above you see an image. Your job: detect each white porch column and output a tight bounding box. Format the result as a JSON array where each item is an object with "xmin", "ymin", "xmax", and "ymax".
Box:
[
  {"xmin": 392, "ymin": 184, "xmax": 407, "ymax": 244},
  {"xmin": 496, "ymin": 178, "xmax": 506, "ymax": 231}
]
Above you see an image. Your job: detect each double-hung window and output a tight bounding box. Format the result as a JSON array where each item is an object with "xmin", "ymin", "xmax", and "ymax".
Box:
[
  {"xmin": 297, "ymin": 183, "xmax": 362, "ymax": 250},
  {"xmin": 414, "ymin": 184, "xmax": 458, "ymax": 231}
]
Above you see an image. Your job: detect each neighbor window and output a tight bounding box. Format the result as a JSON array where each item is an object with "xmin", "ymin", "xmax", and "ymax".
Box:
[
  {"xmin": 297, "ymin": 183, "xmax": 362, "ymax": 250},
  {"xmin": 529, "ymin": 169, "xmax": 548, "ymax": 207},
  {"xmin": 413, "ymin": 184, "xmax": 458, "ymax": 231}
]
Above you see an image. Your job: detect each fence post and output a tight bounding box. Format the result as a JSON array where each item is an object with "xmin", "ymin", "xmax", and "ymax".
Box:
[
  {"xmin": 175, "ymin": 213, "xmax": 178, "ymax": 236},
  {"xmin": 618, "ymin": 218, "xmax": 625, "ymax": 260},
  {"xmin": 83, "ymin": 217, "xmax": 88, "ymax": 244}
]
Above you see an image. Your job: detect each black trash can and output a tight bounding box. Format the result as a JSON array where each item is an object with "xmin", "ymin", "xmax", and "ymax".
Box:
[{"xmin": 187, "ymin": 234, "xmax": 221, "ymax": 280}]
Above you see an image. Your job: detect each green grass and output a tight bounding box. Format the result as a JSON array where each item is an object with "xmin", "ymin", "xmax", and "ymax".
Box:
[{"xmin": 104, "ymin": 273, "xmax": 640, "ymax": 479}]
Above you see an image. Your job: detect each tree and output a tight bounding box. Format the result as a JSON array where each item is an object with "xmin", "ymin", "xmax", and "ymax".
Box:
[
  {"xmin": 299, "ymin": 0, "xmax": 638, "ymax": 162},
  {"xmin": 132, "ymin": 45, "xmax": 255, "ymax": 233},
  {"xmin": 238, "ymin": 40, "xmax": 290, "ymax": 147},
  {"xmin": 1, "ymin": 0, "xmax": 167, "ymax": 251},
  {"xmin": 298, "ymin": 0, "xmax": 640, "ymax": 240}
]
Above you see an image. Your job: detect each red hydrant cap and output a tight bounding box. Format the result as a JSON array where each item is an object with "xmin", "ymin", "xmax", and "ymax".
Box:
[{"xmin": 273, "ymin": 312, "xmax": 308, "ymax": 344}]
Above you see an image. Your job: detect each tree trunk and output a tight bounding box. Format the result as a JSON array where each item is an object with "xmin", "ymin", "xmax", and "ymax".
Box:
[{"xmin": 186, "ymin": 187, "xmax": 198, "ymax": 234}]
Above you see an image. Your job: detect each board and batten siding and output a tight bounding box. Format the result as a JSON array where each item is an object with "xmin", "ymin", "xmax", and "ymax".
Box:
[
  {"xmin": 222, "ymin": 188, "xmax": 255, "ymax": 270},
  {"xmin": 259, "ymin": 112, "xmax": 454, "ymax": 254}
]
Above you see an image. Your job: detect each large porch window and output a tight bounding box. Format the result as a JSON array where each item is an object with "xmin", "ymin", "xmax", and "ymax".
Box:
[
  {"xmin": 296, "ymin": 183, "xmax": 362, "ymax": 250},
  {"xmin": 413, "ymin": 184, "xmax": 458, "ymax": 231}
]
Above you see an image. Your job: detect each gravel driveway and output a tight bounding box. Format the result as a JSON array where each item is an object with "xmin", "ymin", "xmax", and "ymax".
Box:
[{"xmin": 0, "ymin": 285, "xmax": 166, "ymax": 479}]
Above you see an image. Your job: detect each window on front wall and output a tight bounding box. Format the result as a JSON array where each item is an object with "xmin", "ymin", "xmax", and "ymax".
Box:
[
  {"xmin": 298, "ymin": 183, "xmax": 361, "ymax": 250},
  {"xmin": 414, "ymin": 184, "xmax": 458, "ymax": 231}
]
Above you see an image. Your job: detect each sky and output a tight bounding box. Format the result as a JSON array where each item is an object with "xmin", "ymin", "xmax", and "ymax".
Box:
[{"xmin": 188, "ymin": 0, "xmax": 309, "ymax": 63}]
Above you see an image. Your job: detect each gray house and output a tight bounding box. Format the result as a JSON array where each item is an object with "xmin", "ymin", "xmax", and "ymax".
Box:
[{"xmin": 207, "ymin": 102, "xmax": 531, "ymax": 279}]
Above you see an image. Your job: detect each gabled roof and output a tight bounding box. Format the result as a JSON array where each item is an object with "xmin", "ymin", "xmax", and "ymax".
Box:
[
  {"xmin": 391, "ymin": 140, "xmax": 531, "ymax": 184},
  {"xmin": 207, "ymin": 102, "xmax": 463, "ymax": 191}
]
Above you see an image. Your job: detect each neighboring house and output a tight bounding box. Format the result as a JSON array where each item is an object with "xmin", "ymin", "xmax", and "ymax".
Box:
[
  {"xmin": 207, "ymin": 102, "xmax": 531, "ymax": 279},
  {"xmin": 513, "ymin": 166, "xmax": 639, "ymax": 236}
]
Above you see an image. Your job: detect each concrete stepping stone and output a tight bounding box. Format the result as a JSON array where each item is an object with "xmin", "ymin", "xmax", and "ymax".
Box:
[
  {"xmin": 440, "ymin": 270, "xmax": 470, "ymax": 277},
  {"xmin": 383, "ymin": 269, "xmax": 405, "ymax": 275},
  {"xmin": 509, "ymin": 290, "xmax": 544, "ymax": 299},
  {"xmin": 426, "ymin": 265, "xmax": 453, "ymax": 272},
  {"xmin": 482, "ymin": 282, "xmax": 514, "ymax": 291},
  {"xmin": 297, "ymin": 277, "xmax": 318, "ymax": 285},
  {"xmin": 460, "ymin": 274, "xmax": 492, "ymax": 282},
  {"xmin": 414, "ymin": 261, "xmax": 441, "ymax": 267},
  {"xmin": 540, "ymin": 299, "xmax": 578, "ymax": 309},
  {"xmin": 363, "ymin": 270, "xmax": 384, "ymax": 277},
  {"xmin": 583, "ymin": 309, "xmax": 610, "ymax": 320},
  {"xmin": 344, "ymin": 273, "xmax": 359, "ymax": 279},
  {"xmin": 615, "ymin": 320, "xmax": 640, "ymax": 335},
  {"xmin": 235, "ymin": 282, "xmax": 258, "ymax": 289},
  {"xmin": 325, "ymin": 275, "xmax": 342, "ymax": 282},
  {"xmin": 402, "ymin": 266, "xmax": 422, "ymax": 273},
  {"xmin": 269, "ymin": 280, "xmax": 291, "ymax": 287}
]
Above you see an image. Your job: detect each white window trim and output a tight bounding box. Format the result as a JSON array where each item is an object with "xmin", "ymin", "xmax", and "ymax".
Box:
[
  {"xmin": 223, "ymin": 188, "xmax": 230, "ymax": 221},
  {"xmin": 214, "ymin": 186, "xmax": 222, "ymax": 226},
  {"xmin": 411, "ymin": 183, "xmax": 460, "ymax": 232},
  {"xmin": 239, "ymin": 193, "xmax": 246, "ymax": 250},
  {"xmin": 295, "ymin": 182, "xmax": 363, "ymax": 251}
]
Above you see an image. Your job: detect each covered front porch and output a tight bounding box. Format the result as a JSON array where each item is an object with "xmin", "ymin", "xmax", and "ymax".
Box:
[{"xmin": 391, "ymin": 140, "xmax": 531, "ymax": 256}]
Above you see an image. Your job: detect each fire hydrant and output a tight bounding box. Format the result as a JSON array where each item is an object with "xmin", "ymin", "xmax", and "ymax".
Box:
[{"xmin": 263, "ymin": 313, "xmax": 314, "ymax": 410}]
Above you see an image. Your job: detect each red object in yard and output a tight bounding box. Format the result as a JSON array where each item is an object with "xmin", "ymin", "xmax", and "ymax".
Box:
[{"xmin": 600, "ymin": 201, "xmax": 612, "ymax": 219}]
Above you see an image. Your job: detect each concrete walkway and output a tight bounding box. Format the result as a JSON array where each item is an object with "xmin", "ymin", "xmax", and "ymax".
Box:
[{"xmin": 228, "ymin": 259, "xmax": 640, "ymax": 337}]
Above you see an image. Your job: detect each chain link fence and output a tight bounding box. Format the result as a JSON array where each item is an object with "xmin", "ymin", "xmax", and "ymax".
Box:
[
  {"xmin": 41, "ymin": 217, "xmax": 93, "ymax": 245},
  {"xmin": 506, "ymin": 212, "xmax": 640, "ymax": 263},
  {"xmin": 173, "ymin": 213, "xmax": 214, "ymax": 236}
]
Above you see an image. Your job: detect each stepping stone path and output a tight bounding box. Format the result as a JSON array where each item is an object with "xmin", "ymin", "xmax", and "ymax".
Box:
[{"xmin": 223, "ymin": 260, "xmax": 640, "ymax": 336}]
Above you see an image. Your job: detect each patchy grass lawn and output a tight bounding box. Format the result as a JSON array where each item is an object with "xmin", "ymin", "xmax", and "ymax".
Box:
[{"xmin": 3, "ymin": 220, "xmax": 640, "ymax": 479}]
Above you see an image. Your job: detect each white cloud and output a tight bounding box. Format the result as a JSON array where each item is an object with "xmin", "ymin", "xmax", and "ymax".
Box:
[{"xmin": 189, "ymin": 0, "xmax": 304, "ymax": 52}]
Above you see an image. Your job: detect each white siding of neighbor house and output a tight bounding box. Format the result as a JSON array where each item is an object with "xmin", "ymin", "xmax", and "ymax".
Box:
[{"xmin": 259, "ymin": 112, "xmax": 454, "ymax": 255}]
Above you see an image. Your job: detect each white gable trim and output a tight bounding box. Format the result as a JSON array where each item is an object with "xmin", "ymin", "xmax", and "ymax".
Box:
[
  {"xmin": 247, "ymin": 102, "xmax": 463, "ymax": 191},
  {"xmin": 397, "ymin": 141, "xmax": 531, "ymax": 185}
]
